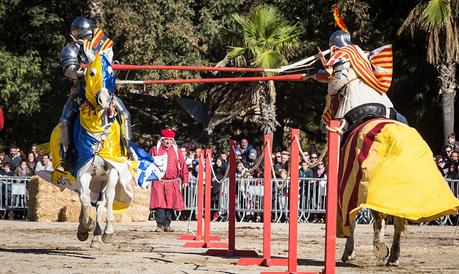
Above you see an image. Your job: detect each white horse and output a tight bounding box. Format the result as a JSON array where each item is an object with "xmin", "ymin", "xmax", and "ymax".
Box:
[
  {"xmin": 77, "ymin": 156, "xmax": 133, "ymax": 248},
  {"xmin": 48, "ymin": 48, "xmax": 140, "ymax": 248},
  {"xmin": 73, "ymin": 50, "xmax": 132, "ymax": 248}
]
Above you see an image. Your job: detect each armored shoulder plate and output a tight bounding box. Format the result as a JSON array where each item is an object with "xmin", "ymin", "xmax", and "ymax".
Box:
[{"xmin": 60, "ymin": 43, "xmax": 80, "ymax": 68}]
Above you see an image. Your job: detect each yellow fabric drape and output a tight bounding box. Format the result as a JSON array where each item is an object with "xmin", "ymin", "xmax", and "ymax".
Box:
[{"xmin": 338, "ymin": 119, "xmax": 459, "ymax": 237}]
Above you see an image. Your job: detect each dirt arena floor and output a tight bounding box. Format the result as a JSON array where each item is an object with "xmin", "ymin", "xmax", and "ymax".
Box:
[{"xmin": 1, "ymin": 220, "xmax": 458, "ymax": 273}]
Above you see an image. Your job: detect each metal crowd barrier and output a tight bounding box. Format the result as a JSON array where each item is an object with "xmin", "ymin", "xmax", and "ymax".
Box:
[
  {"xmin": 181, "ymin": 177, "xmax": 459, "ymax": 224},
  {"xmin": 181, "ymin": 177, "xmax": 353, "ymax": 223},
  {"xmin": 0, "ymin": 175, "xmax": 30, "ymax": 218},
  {"xmin": 1, "ymin": 175, "xmax": 457, "ymax": 224}
]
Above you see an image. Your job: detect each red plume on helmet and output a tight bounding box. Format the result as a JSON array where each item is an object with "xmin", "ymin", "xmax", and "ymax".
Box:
[{"xmin": 332, "ymin": 4, "xmax": 348, "ymax": 33}]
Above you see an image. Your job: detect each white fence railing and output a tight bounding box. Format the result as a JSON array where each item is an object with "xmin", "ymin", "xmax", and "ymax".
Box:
[
  {"xmin": 0, "ymin": 176, "xmax": 31, "ymax": 218},
  {"xmin": 1, "ymin": 175, "xmax": 458, "ymax": 224}
]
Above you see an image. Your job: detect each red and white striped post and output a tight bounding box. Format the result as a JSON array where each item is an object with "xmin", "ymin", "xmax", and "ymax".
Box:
[{"xmin": 206, "ymin": 140, "xmax": 258, "ymax": 257}]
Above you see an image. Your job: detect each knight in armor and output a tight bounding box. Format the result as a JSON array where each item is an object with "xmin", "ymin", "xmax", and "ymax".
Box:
[
  {"xmin": 310, "ymin": 29, "xmax": 408, "ymax": 134},
  {"xmin": 60, "ymin": 16, "xmax": 132, "ymax": 170}
]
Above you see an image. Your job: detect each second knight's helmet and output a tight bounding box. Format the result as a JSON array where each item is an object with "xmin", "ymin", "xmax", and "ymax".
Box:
[
  {"xmin": 70, "ymin": 16, "xmax": 95, "ymax": 40},
  {"xmin": 329, "ymin": 30, "xmax": 352, "ymax": 48},
  {"xmin": 329, "ymin": 5, "xmax": 351, "ymax": 48}
]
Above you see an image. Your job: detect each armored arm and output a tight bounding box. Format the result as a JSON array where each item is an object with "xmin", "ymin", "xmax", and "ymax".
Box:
[
  {"xmin": 61, "ymin": 44, "xmax": 85, "ymax": 80},
  {"xmin": 113, "ymin": 96, "xmax": 133, "ymax": 159},
  {"xmin": 113, "ymin": 95, "xmax": 132, "ymax": 141},
  {"xmin": 310, "ymin": 69, "xmax": 330, "ymax": 83},
  {"xmin": 327, "ymin": 61, "xmax": 352, "ymax": 95}
]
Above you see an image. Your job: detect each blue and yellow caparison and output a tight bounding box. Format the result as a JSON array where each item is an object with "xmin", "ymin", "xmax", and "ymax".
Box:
[
  {"xmin": 50, "ymin": 52, "xmax": 125, "ymax": 181},
  {"xmin": 47, "ymin": 40, "xmax": 166, "ymax": 213}
]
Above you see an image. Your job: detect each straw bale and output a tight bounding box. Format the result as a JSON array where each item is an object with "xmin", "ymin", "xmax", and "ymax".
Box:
[{"xmin": 27, "ymin": 176, "xmax": 150, "ymax": 222}]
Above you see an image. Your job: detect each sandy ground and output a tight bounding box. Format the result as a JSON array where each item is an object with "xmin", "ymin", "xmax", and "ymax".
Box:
[{"xmin": 0, "ymin": 220, "xmax": 458, "ymax": 274}]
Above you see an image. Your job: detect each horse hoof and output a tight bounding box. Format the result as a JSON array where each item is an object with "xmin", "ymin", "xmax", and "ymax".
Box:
[
  {"xmin": 77, "ymin": 231, "xmax": 89, "ymax": 241},
  {"xmin": 373, "ymin": 242, "xmax": 389, "ymax": 259},
  {"xmin": 386, "ymin": 258, "xmax": 400, "ymax": 267},
  {"xmin": 102, "ymin": 233, "xmax": 114, "ymax": 243},
  {"xmin": 90, "ymin": 239, "xmax": 102, "ymax": 249},
  {"xmin": 341, "ymin": 253, "xmax": 355, "ymax": 263}
]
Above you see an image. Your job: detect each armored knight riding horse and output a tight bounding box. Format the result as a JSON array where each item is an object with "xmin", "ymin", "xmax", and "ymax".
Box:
[
  {"xmin": 310, "ymin": 5, "xmax": 459, "ymax": 266},
  {"xmin": 38, "ymin": 26, "xmax": 166, "ymax": 248}
]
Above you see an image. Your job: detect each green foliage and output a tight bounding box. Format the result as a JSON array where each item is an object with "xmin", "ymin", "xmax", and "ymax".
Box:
[
  {"xmin": 0, "ymin": 50, "xmax": 49, "ymax": 115},
  {"xmin": 422, "ymin": 0, "xmax": 452, "ymax": 28},
  {"xmin": 229, "ymin": 5, "xmax": 302, "ymax": 69},
  {"xmin": 0, "ymin": 0, "xmax": 86, "ymax": 149},
  {"xmin": 0, "ymin": 0, "xmax": 454, "ymax": 152},
  {"xmin": 103, "ymin": 0, "xmax": 206, "ymax": 96}
]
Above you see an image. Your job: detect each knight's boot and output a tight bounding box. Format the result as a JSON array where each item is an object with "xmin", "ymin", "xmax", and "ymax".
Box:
[
  {"xmin": 59, "ymin": 98, "xmax": 79, "ymax": 171},
  {"xmin": 62, "ymin": 144, "xmax": 75, "ymax": 171}
]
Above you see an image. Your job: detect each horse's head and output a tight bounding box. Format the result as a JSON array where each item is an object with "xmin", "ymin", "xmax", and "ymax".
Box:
[{"xmin": 84, "ymin": 49, "xmax": 115, "ymax": 110}]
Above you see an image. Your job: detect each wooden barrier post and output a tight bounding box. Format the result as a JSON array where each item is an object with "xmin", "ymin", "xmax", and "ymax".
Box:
[
  {"xmin": 206, "ymin": 141, "xmax": 258, "ymax": 257},
  {"xmin": 323, "ymin": 120, "xmax": 339, "ymax": 274},
  {"xmin": 181, "ymin": 151, "xmax": 219, "ymax": 242},
  {"xmin": 184, "ymin": 149, "xmax": 227, "ymax": 249},
  {"xmin": 237, "ymin": 134, "xmax": 288, "ymax": 266},
  {"xmin": 262, "ymin": 129, "xmax": 314, "ymax": 274}
]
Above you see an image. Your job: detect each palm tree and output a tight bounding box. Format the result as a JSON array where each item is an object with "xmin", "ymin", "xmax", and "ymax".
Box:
[
  {"xmin": 397, "ymin": 0, "xmax": 459, "ymax": 142},
  {"xmin": 218, "ymin": 5, "xmax": 301, "ymax": 135}
]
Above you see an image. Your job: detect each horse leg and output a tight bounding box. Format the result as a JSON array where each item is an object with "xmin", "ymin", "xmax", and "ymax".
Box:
[
  {"xmin": 77, "ymin": 172, "xmax": 95, "ymax": 241},
  {"xmin": 386, "ymin": 217, "xmax": 405, "ymax": 266},
  {"xmin": 102, "ymin": 167, "xmax": 118, "ymax": 243},
  {"xmin": 372, "ymin": 211, "xmax": 389, "ymax": 261},
  {"xmin": 341, "ymin": 218, "xmax": 356, "ymax": 263},
  {"xmin": 90, "ymin": 192, "xmax": 106, "ymax": 248}
]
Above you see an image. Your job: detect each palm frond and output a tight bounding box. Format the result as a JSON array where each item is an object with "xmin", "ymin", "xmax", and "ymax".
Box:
[
  {"xmin": 253, "ymin": 50, "xmax": 286, "ymax": 69},
  {"xmin": 421, "ymin": 0, "xmax": 451, "ymax": 29},
  {"xmin": 227, "ymin": 46, "xmax": 246, "ymax": 58},
  {"xmin": 397, "ymin": 2, "xmax": 424, "ymax": 37},
  {"xmin": 230, "ymin": 5, "xmax": 301, "ymax": 68},
  {"xmin": 399, "ymin": 0, "xmax": 459, "ymax": 64}
]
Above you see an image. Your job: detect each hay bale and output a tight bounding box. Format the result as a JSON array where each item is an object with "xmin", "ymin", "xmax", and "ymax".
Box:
[{"xmin": 27, "ymin": 176, "xmax": 151, "ymax": 222}]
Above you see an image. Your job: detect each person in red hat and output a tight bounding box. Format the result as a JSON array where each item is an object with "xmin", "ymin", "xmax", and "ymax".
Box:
[{"xmin": 149, "ymin": 129, "xmax": 189, "ymax": 232}]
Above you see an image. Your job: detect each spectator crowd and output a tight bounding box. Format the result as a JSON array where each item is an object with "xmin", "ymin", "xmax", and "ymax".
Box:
[
  {"xmin": 436, "ymin": 133, "xmax": 459, "ymax": 180},
  {"xmin": 0, "ymin": 145, "xmax": 53, "ymax": 177},
  {"xmin": 2, "ymin": 128, "xmax": 458, "ymax": 224}
]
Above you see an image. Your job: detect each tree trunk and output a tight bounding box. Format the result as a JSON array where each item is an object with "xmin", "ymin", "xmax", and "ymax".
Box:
[
  {"xmin": 274, "ymin": 87, "xmax": 285, "ymax": 148},
  {"xmin": 438, "ymin": 61, "xmax": 457, "ymax": 143},
  {"xmin": 259, "ymin": 81, "xmax": 278, "ymax": 135}
]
